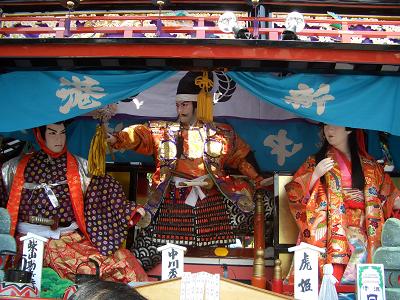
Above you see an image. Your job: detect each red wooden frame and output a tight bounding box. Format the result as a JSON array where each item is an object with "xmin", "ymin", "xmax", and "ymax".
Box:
[
  {"xmin": 0, "ymin": 42, "xmax": 398, "ymax": 65},
  {"xmin": 1, "ymin": 14, "xmax": 399, "ymax": 65}
]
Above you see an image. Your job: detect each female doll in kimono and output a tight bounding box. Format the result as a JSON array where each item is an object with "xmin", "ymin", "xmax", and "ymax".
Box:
[
  {"xmin": 285, "ymin": 124, "xmax": 400, "ymax": 284},
  {"xmin": 1, "ymin": 122, "xmax": 148, "ymax": 283}
]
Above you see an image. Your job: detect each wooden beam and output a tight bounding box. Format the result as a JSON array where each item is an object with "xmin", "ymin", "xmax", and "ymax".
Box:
[{"xmin": 0, "ymin": 41, "xmax": 399, "ymax": 65}]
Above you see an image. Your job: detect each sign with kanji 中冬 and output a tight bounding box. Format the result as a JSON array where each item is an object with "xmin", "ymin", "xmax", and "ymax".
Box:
[{"xmin": 157, "ymin": 243, "xmax": 187, "ymax": 281}]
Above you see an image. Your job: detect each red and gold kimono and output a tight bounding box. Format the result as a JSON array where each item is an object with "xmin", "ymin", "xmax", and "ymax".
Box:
[
  {"xmin": 285, "ymin": 146, "xmax": 400, "ymax": 283},
  {"xmin": 113, "ymin": 120, "xmax": 263, "ymax": 269},
  {"xmin": 1, "ymin": 151, "xmax": 147, "ymax": 283}
]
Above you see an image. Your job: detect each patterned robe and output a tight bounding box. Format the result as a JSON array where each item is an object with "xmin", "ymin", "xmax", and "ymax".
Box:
[
  {"xmin": 113, "ymin": 120, "xmax": 263, "ymax": 269},
  {"xmin": 1, "ymin": 151, "xmax": 147, "ymax": 283},
  {"xmin": 285, "ymin": 147, "xmax": 400, "ymax": 283}
]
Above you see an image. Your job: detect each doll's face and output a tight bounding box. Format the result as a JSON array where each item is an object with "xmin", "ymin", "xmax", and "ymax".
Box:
[
  {"xmin": 45, "ymin": 123, "xmax": 66, "ymax": 153},
  {"xmin": 323, "ymin": 124, "xmax": 351, "ymax": 148},
  {"xmin": 176, "ymin": 101, "xmax": 196, "ymax": 125}
]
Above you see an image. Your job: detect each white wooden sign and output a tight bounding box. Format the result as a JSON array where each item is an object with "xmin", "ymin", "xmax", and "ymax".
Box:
[
  {"xmin": 180, "ymin": 272, "xmax": 195, "ymax": 300},
  {"xmin": 157, "ymin": 243, "xmax": 187, "ymax": 281},
  {"xmin": 20, "ymin": 232, "xmax": 48, "ymax": 291},
  {"xmin": 289, "ymin": 242, "xmax": 325, "ymax": 300},
  {"xmin": 205, "ymin": 273, "xmax": 220, "ymax": 300},
  {"xmin": 180, "ymin": 272, "xmax": 220, "ymax": 300},
  {"xmin": 357, "ymin": 264, "xmax": 386, "ymax": 300}
]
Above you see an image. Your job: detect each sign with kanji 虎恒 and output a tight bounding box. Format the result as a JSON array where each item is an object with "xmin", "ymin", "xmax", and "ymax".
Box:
[
  {"xmin": 357, "ymin": 264, "xmax": 385, "ymax": 300},
  {"xmin": 20, "ymin": 232, "xmax": 48, "ymax": 291},
  {"xmin": 157, "ymin": 243, "xmax": 187, "ymax": 281},
  {"xmin": 288, "ymin": 242, "xmax": 325, "ymax": 300}
]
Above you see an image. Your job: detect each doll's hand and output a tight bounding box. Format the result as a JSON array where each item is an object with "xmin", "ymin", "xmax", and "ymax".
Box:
[
  {"xmin": 106, "ymin": 133, "xmax": 117, "ymax": 145},
  {"xmin": 314, "ymin": 157, "xmax": 335, "ymax": 179},
  {"xmin": 137, "ymin": 207, "xmax": 146, "ymax": 217}
]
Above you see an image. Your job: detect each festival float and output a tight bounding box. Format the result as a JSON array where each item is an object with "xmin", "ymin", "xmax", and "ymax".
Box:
[{"xmin": 0, "ymin": 0, "xmax": 400, "ymax": 299}]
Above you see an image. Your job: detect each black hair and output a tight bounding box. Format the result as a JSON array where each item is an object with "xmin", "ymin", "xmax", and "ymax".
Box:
[
  {"xmin": 38, "ymin": 121, "xmax": 67, "ymax": 140},
  {"xmin": 315, "ymin": 125, "xmax": 365, "ymax": 190},
  {"xmin": 71, "ymin": 280, "xmax": 148, "ymax": 300}
]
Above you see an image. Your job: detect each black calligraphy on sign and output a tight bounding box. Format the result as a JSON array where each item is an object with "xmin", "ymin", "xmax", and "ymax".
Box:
[
  {"xmin": 168, "ymin": 268, "xmax": 178, "ymax": 279},
  {"xmin": 167, "ymin": 248, "xmax": 180, "ymax": 279},
  {"xmin": 168, "ymin": 260, "xmax": 179, "ymax": 269},
  {"xmin": 168, "ymin": 248, "xmax": 178, "ymax": 260},
  {"xmin": 298, "ymin": 278, "xmax": 312, "ymax": 293},
  {"xmin": 299, "ymin": 252, "xmax": 312, "ymax": 271},
  {"xmin": 21, "ymin": 254, "xmax": 37, "ymax": 272},
  {"xmin": 28, "ymin": 239, "xmax": 38, "ymax": 260}
]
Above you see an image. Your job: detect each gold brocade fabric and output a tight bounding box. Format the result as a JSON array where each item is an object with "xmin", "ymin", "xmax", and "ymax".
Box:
[
  {"xmin": 285, "ymin": 147, "xmax": 400, "ymax": 281},
  {"xmin": 44, "ymin": 232, "xmax": 148, "ymax": 283},
  {"xmin": 341, "ymin": 188, "xmax": 367, "ymax": 284}
]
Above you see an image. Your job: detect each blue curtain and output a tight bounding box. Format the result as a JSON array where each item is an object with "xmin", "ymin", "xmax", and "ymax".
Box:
[
  {"xmin": 0, "ymin": 70, "xmax": 176, "ymax": 132},
  {"xmin": 2, "ymin": 69, "xmax": 396, "ymax": 171},
  {"xmin": 228, "ymin": 71, "xmax": 400, "ymax": 136},
  {"xmin": 3, "ymin": 70, "xmax": 399, "ymax": 135}
]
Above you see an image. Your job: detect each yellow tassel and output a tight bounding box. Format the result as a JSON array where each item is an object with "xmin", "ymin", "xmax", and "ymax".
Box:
[
  {"xmin": 88, "ymin": 124, "xmax": 107, "ymax": 177},
  {"xmin": 195, "ymin": 71, "xmax": 213, "ymax": 123}
]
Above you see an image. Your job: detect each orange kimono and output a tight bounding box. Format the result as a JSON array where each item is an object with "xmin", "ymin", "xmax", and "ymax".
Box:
[{"xmin": 285, "ymin": 147, "xmax": 400, "ymax": 283}]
